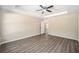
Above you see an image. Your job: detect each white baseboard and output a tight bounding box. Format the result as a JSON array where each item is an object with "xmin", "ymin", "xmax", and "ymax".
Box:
[
  {"xmin": 48, "ymin": 33, "xmax": 77, "ymax": 40},
  {"xmin": 0, "ymin": 33, "xmax": 40, "ymax": 45},
  {"xmin": 0, "ymin": 32, "xmax": 77, "ymax": 45}
]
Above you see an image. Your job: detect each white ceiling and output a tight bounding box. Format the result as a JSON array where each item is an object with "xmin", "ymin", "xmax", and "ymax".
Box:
[{"xmin": 1, "ymin": 5, "xmax": 79, "ymax": 18}]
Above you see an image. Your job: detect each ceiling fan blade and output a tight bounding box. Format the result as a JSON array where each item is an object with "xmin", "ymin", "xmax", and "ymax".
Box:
[
  {"xmin": 46, "ymin": 10, "xmax": 52, "ymax": 12},
  {"xmin": 40, "ymin": 5, "xmax": 44, "ymax": 9},
  {"xmin": 47, "ymin": 5, "xmax": 53, "ymax": 9},
  {"xmin": 36, "ymin": 9, "xmax": 43, "ymax": 11}
]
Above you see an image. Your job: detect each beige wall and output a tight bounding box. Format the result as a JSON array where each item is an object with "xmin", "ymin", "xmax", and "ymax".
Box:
[
  {"xmin": 78, "ymin": 16, "xmax": 79, "ymax": 42},
  {"xmin": 45, "ymin": 13, "xmax": 78, "ymax": 40},
  {"xmin": 0, "ymin": 12, "xmax": 78, "ymax": 44},
  {"xmin": 1, "ymin": 13, "xmax": 41, "ymax": 44},
  {"xmin": 0, "ymin": 13, "xmax": 2, "ymax": 43},
  {"xmin": 0, "ymin": 12, "xmax": 3, "ymax": 44}
]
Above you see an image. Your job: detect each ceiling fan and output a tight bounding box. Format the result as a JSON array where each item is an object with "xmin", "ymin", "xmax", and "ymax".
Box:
[{"xmin": 36, "ymin": 5, "xmax": 54, "ymax": 14}]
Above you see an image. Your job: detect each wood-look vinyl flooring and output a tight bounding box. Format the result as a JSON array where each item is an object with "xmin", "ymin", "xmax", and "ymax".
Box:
[{"xmin": 0, "ymin": 34, "xmax": 79, "ymax": 53}]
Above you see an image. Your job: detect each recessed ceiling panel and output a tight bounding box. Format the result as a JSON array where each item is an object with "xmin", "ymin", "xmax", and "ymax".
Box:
[{"xmin": 1, "ymin": 5, "xmax": 79, "ymax": 17}]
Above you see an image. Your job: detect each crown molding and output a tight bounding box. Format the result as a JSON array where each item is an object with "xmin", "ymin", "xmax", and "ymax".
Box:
[{"xmin": 44, "ymin": 11, "xmax": 68, "ymax": 18}]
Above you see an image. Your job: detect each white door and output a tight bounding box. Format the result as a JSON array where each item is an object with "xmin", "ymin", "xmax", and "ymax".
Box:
[{"xmin": 41, "ymin": 21, "xmax": 45, "ymax": 34}]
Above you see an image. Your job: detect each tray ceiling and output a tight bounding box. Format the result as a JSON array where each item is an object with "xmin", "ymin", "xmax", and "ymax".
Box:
[{"xmin": 1, "ymin": 5, "xmax": 79, "ymax": 18}]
